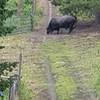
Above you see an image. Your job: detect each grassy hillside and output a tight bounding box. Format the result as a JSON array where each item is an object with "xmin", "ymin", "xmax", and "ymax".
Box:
[
  {"xmin": 1, "ymin": 34, "xmax": 100, "ymax": 99},
  {"xmin": 0, "ymin": 33, "xmax": 46, "ymax": 100},
  {"xmin": 40, "ymin": 36, "xmax": 100, "ymax": 100}
]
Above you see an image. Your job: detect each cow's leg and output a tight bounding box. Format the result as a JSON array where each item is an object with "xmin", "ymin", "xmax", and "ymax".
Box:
[
  {"xmin": 68, "ymin": 27, "xmax": 73, "ymax": 34},
  {"xmin": 68, "ymin": 23, "xmax": 75, "ymax": 34},
  {"xmin": 57, "ymin": 28, "xmax": 60, "ymax": 34},
  {"xmin": 72, "ymin": 23, "xmax": 77, "ymax": 29}
]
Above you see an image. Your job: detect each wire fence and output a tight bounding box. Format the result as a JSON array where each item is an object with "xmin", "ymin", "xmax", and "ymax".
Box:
[
  {"xmin": 0, "ymin": 48, "xmax": 22, "ymax": 100},
  {"xmin": 5, "ymin": 15, "xmax": 34, "ymax": 34}
]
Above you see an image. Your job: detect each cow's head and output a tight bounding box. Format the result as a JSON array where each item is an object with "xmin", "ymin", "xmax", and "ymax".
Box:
[{"xmin": 47, "ymin": 27, "xmax": 52, "ymax": 34}]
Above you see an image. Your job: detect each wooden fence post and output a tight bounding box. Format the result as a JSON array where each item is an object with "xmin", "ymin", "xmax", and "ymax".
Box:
[
  {"xmin": 18, "ymin": 52, "xmax": 22, "ymax": 100},
  {"xmin": 30, "ymin": 0, "xmax": 36, "ymax": 31},
  {"xmin": 30, "ymin": 14, "xmax": 34, "ymax": 31},
  {"xmin": 9, "ymin": 52, "xmax": 22, "ymax": 100}
]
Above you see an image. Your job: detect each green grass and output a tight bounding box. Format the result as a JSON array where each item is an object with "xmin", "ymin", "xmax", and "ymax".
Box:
[
  {"xmin": 0, "ymin": 1, "xmax": 44, "ymax": 100},
  {"xmin": 0, "ymin": 33, "xmax": 47, "ymax": 100},
  {"xmin": 0, "ymin": 88, "xmax": 9, "ymax": 100},
  {"xmin": 1, "ymin": 34, "xmax": 100, "ymax": 100},
  {"xmin": 41, "ymin": 39, "xmax": 77, "ymax": 100},
  {"xmin": 20, "ymin": 39, "xmax": 47, "ymax": 100},
  {"xmin": 40, "ymin": 36, "xmax": 100, "ymax": 100}
]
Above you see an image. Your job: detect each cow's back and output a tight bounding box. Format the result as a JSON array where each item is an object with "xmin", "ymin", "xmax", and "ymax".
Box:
[{"xmin": 55, "ymin": 15, "xmax": 75, "ymax": 23}]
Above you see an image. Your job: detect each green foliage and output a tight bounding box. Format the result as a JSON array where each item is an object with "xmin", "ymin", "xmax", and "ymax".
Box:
[
  {"xmin": 52, "ymin": 0, "xmax": 100, "ymax": 20},
  {"xmin": 40, "ymin": 37, "xmax": 100, "ymax": 99},
  {"xmin": 0, "ymin": 0, "xmax": 14, "ymax": 36},
  {"xmin": 20, "ymin": 81, "xmax": 36, "ymax": 100},
  {"xmin": 0, "ymin": 62, "xmax": 18, "ymax": 91},
  {"xmin": 23, "ymin": 0, "xmax": 31, "ymax": 16},
  {"xmin": 6, "ymin": 0, "xmax": 17, "ymax": 12},
  {"xmin": 41, "ymin": 40, "xmax": 76, "ymax": 100},
  {"xmin": 0, "ymin": 88, "xmax": 9, "ymax": 100},
  {"xmin": 2, "ymin": 0, "xmax": 43, "ymax": 34}
]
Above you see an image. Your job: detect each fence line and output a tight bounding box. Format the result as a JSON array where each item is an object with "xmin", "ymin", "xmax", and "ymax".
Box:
[
  {"xmin": 9, "ymin": 75, "xmax": 19, "ymax": 100},
  {"xmin": 5, "ymin": 15, "xmax": 33, "ymax": 34},
  {"xmin": 9, "ymin": 53, "xmax": 22, "ymax": 100}
]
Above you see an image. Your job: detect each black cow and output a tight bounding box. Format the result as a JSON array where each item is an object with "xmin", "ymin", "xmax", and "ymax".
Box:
[{"xmin": 47, "ymin": 15, "xmax": 77, "ymax": 34}]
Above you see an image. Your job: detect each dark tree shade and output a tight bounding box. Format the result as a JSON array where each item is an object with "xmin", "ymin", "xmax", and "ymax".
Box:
[
  {"xmin": 0, "ymin": 62, "xmax": 18, "ymax": 91},
  {"xmin": 52, "ymin": 0, "xmax": 100, "ymax": 20},
  {"xmin": 0, "ymin": 0, "xmax": 14, "ymax": 36}
]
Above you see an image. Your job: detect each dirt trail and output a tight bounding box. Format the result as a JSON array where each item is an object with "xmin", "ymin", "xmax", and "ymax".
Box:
[
  {"xmin": 33, "ymin": 0, "xmax": 49, "ymax": 35},
  {"xmin": 43, "ymin": 57, "xmax": 57, "ymax": 100}
]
